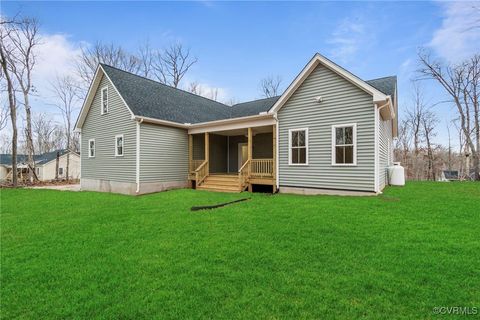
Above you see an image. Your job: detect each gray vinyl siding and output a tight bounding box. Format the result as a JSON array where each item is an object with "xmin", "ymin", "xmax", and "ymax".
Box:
[
  {"xmin": 378, "ymin": 118, "xmax": 393, "ymax": 190},
  {"xmin": 278, "ymin": 64, "xmax": 376, "ymax": 192},
  {"xmin": 139, "ymin": 123, "xmax": 188, "ymax": 183},
  {"xmin": 81, "ymin": 75, "xmax": 136, "ymax": 183}
]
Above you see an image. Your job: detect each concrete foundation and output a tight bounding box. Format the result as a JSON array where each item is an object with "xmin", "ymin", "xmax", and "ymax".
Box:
[
  {"xmin": 81, "ymin": 178, "xmax": 188, "ymax": 195},
  {"xmin": 279, "ymin": 186, "xmax": 377, "ymax": 196},
  {"xmin": 138, "ymin": 180, "xmax": 188, "ymax": 195}
]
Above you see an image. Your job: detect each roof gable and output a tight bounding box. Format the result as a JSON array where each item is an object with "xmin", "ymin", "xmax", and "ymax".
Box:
[{"xmin": 268, "ymin": 53, "xmax": 391, "ymax": 114}]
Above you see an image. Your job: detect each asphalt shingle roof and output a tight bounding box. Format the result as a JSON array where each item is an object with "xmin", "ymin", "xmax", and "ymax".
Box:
[
  {"xmin": 366, "ymin": 76, "xmax": 397, "ymax": 99},
  {"xmin": 101, "ymin": 64, "xmax": 396, "ymax": 125},
  {"xmin": 231, "ymin": 96, "xmax": 280, "ymax": 118},
  {"xmin": 0, "ymin": 149, "xmax": 70, "ymax": 166},
  {"xmin": 101, "ymin": 64, "xmax": 231, "ymax": 124}
]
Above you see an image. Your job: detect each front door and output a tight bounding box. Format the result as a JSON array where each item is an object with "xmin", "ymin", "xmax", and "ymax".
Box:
[{"xmin": 238, "ymin": 143, "xmax": 248, "ymax": 170}]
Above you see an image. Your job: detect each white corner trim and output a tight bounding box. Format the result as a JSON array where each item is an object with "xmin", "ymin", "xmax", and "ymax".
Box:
[
  {"xmin": 100, "ymin": 86, "xmax": 108, "ymax": 115},
  {"xmin": 114, "ymin": 134, "xmax": 124, "ymax": 157},
  {"xmin": 268, "ymin": 53, "xmax": 388, "ymax": 114},
  {"xmin": 88, "ymin": 138, "xmax": 95, "ymax": 158},
  {"xmin": 135, "ymin": 120, "xmax": 141, "ymax": 193},
  {"xmin": 331, "ymin": 123, "xmax": 357, "ymax": 166},
  {"xmin": 288, "ymin": 127, "xmax": 309, "ymax": 166},
  {"xmin": 374, "ymin": 104, "xmax": 379, "ymax": 193}
]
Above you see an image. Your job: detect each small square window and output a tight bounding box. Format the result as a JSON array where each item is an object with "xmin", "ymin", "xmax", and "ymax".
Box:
[{"xmin": 58, "ymin": 167, "xmax": 64, "ymax": 176}]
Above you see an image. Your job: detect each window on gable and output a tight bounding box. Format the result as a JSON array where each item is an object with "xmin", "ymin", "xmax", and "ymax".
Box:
[
  {"xmin": 115, "ymin": 135, "xmax": 124, "ymax": 156},
  {"xmin": 332, "ymin": 124, "xmax": 356, "ymax": 165},
  {"xmin": 289, "ymin": 128, "xmax": 308, "ymax": 165},
  {"xmin": 88, "ymin": 139, "xmax": 95, "ymax": 158},
  {"xmin": 101, "ymin": 87, "xmax": 108, "ymax": 114},
  {"xmin": 58, "ymin": 167, "xmax": 64, "ymax": 176}
]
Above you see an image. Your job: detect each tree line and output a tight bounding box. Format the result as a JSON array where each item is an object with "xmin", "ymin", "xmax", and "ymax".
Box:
[{"xmin": 396, "ymin": 51, "xmax": 479, "ymax": 181}]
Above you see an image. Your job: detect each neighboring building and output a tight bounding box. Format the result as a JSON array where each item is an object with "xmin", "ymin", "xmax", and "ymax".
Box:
[
  {"xmin": 0, "ymin": 150, "xmax": 80, "ymax": 182},
  {"xmin": 74, "ymin": 53, "xmax": 397, "ymax": 195}
]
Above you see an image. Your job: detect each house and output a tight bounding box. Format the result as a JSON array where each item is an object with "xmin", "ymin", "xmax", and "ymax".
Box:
[
  {"xmin": 74, "ymin": 53, "xmax": 397, "ymax": 195},
  {"xmin": 0, "ymin": 150, "xmax": 80, "ymax": 182}
]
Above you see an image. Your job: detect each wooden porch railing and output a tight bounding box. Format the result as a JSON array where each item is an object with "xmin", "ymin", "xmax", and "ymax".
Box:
[
  {"xmin": 190, "ymin": 159, "xmax": 204, "ymax": 173},
  {"xmin": 238, "ymin": 159, "xmax": 251, "ymax": 191},
  {"xmin": 250, "ymin": 159, "xmax": 274, "ymax": 178},
  {"xmin": 195, "ymin": 160, "xmax": 209, "ymax": 186}
]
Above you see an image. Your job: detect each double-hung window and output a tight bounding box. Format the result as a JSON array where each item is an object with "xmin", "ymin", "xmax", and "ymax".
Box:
[
  {"xmin": 289, "ymin": 128, "xmax": 308, "ymax": 165},
  {"xmin": 88, "ymin": 139, "xmax": 95, "ymax": 158},
  {"xmin": 115, "ymin": 134, "xmax": 124, "ymax": 157},
  {"xmin": 332, "ymin": 123, "xmax": 356, "ymax": 165},
  {"xmin": 101, "ymin": 86, "xmax": 108, "ymax": 114}
]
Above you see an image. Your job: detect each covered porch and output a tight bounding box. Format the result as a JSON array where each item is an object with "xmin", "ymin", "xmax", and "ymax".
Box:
[{"xmin": 188, "ymin": 124, "xmax": 276, "ymax": 192}]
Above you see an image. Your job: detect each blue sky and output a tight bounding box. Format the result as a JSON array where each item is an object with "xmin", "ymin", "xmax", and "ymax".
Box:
[{"xmin": 2, "ymin": 1, "xmax": 480, "ymax": 146}]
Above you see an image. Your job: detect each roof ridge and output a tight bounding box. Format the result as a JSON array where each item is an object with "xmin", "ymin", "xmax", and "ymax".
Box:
[
  {"xmin": 233, "ymin": 95, "xmax": 280, "ymax": 105},
  {"xmin": 367, "ymin": 75, "xmax": 397, "ymax": 82},
  {"xmin": 100, "ymin": 63, "xmax": 231, "ymax": 109}
]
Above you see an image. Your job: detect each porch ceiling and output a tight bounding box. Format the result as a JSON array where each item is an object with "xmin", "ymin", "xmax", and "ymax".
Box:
[{"xmin": 211, "ymin": 125, "xmax": 273, "ymax": 136}]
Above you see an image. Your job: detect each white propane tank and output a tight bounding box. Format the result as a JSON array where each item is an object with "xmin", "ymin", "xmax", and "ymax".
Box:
[{"xmin": 389, "ymin": 162, "xmax": 405, "ymax": 186}]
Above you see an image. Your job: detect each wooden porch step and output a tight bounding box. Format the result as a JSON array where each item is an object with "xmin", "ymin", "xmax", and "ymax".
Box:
[
  {"xmin": 196, "ymin": 174, "xmax": 242, "ymax": 193},
  {"xmin": 196, "ymin": 184, "xmax": 241, "ymax": 193}
]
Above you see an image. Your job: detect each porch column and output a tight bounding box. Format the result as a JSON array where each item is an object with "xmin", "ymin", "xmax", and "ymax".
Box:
[
  {"xmin": 205, "ymin": 132, "xmax": 209, "ymax": 176},
  {"xmin": 272, "ymin": 124, "xmax": 277, "ymax": 193},
  {"xmin": 247, "ymin": 127, "xmax": 252, "ymax": 192},
  {"xmin": 188, "ymin": 134, "xmax": 193, "ymax": 172}
]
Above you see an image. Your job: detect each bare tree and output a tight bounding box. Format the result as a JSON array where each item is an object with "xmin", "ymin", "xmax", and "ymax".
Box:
[
  {"xmin": 32, "ymin": 112, "xmax": 56, "ymax": 154},
  {"xmin": 152, "ymin": 43, "xmax": 197, "ymax": 88},
  {"xmin": 0, "ymin": 103, "xmax": 9, "ymax": 131},
  {"xmin": 76, "ymin": 42, "xmax": 142, "ymax": 90},
  {"xmin": 138, "ymin": 40, "xmax": 154, "ymax": 78},
  {"xmin": 418, "ymin": 50, "xmax": 480, "ymax": 180},
  {"xmin": 405, "ymin": 83, "xmax": 428, "ymax": 179},
  {"xmin": 0, "ymin": 19, "xmax": 19, "ymax": 186},
  {"xmin": 421, "ymin": 109, "xmax": 439, "ymax": 180},
  {"xmin": 50, "ymin": 75, "xmax": 80, "ymax": 181},
  {"xmin": 6, "ymin": 17, "xmax": 40, "ymax": 183},
  {"xmin": 260, "ymin": 75, "xmax": 282, "ymax": 98}
]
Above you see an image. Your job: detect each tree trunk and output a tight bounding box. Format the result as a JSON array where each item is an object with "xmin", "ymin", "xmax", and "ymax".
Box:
[
  {"xmin": 55, "ymin": 152, "xmax": 60, "ymax": 180},
  {"xmin": 0, "ymin": 45, "xmax": 18, "ymax": 187},
  {"xmin": 23, "ymin": 93, "xmax": 36, "ymax": 183}
]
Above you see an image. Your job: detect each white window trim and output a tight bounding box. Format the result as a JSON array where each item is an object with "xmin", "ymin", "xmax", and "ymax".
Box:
[
  {"xmin": 88, "ymin": 138, "xmax": 95, "ymax": 158},
  {"xmin": 288, "ymin": 128, "xmax": 309, "ymax": 166},
  {"xmin": 115, "ymin": 134, "xmax": 124, "ymax": 157},
  {"xmin": 331, "ymin": 123, "xmax": 357, "ymax": 166},
  {"xmin": 100, "ymin": 86, "xmax": 108, "ymax": 115}
]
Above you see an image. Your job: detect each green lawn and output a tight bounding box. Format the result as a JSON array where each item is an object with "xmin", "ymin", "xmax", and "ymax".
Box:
[{"xmin": 1, "ymin": 182, "xmax": 479, "ymax": 319}]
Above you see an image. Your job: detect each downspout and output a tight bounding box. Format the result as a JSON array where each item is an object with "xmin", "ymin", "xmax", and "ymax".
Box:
[{"xmin": 136, "ymin": 118, "xmax": 143, "ymax": 194}]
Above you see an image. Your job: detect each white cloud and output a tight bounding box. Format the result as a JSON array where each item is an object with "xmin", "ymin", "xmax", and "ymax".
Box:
[
  {"xmin": 429, "ymin": 2, "xmax": 480, "ymax": 62},
  {"xmin": 328, "ymin": 18, "xmax": 370, "ymax": 63},
  {"xmin": 33, "ymin": 33, "xmax": 83, "ymax": 99}
]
